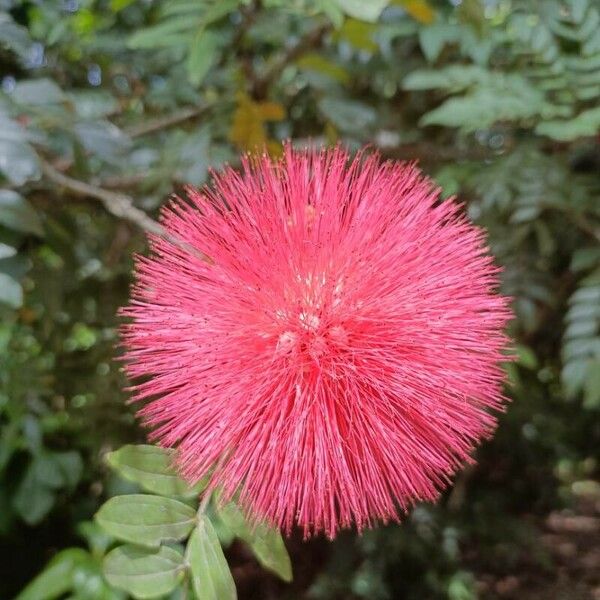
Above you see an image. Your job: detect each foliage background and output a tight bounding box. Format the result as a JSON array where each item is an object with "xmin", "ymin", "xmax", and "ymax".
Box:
[{"xmin": 1, "ymin": 0, "xmax": 599, "ymax": 598}]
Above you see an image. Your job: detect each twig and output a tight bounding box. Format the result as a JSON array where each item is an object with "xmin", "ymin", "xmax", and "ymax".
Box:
[
  {"xmin": 379, "ymin": 141, "xmax": 497, "ymax": 164},
  {"xmin": 231, "ymin": 0, "xmax": 260, "ymax": 50},
  {"xmin": 548, "ymin": 204, "xmax": 600, "ymax": 243},
  {"xmin": 252, "ymin": 22, "xmax": 332, "ymax": 99},
  {"xmin": 126, "ymin": 104, "xmax": 210, "ymax": 138},
  {"xmin": 40, "ymin": 158, "xmax": 164, "ymax": 236},
  {"xmin": 39, "ymin": 158, "xmax": 212, "ymax": 262},
  {"xmin": 95, "ymin": 172, "xmax": 149, "ymax": 190},
  {"xmin": 117, "ymin": 4, "xmax": 260, "ymax": 140}
]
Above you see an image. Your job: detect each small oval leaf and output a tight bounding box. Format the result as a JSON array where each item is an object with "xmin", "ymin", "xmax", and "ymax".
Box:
[
  {"xmin": 0, "ymin": 189, "xmax": 44, "ymax": 235},
  {"xmin": 105, "ymin": 445, "xmax": 200, "ymax": 497},
  {"xmin": 103, "ymin": 545, "xmax": 185, "ymax": 599},
  {"xmin": 0, "ymin": 272, "xmax": 23, "ymax": 308},
  {"xmin": 0, "ymin": 243, "xmax": 17, "ymax": 259},
  {"xmin": 186, "ymin": 31, "xmax": 218, "ymax": 86},
  {"xmin": 334, "ymin": 0, "xmax": 388, "ymax": 22},
  {"xmin": 95, "ymin": 494, "xmax": 196, "ymax": 547},
  {"xmin": 217, "ymin": 502, "xmax": 292, "ymax": 582},
  {"xmin": 15, "ymin": 548, "xmax": 89, "ymax": 600},
  {"xmin": 245, "ymin": 523, "xmax": 292, "ymax": 582},
  {"xmin": 186, "ymin": 516, "xmax": 237, "ymax": 600}
]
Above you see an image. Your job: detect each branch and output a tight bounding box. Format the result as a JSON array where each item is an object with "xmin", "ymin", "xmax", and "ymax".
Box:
[
  {"xmin": 379, "ymin": 141, "xmax": 497, "ymax": 164},
  {"xmin": 126, "ymin": 104, "xmax": 210, "ymax": 138},
  {"xmin": 39, "ymin": 158, "xmax": 211, "ymax": 262},
  {"xmin": 547, "ymin": 204, "xmax": 600, "ymax": 244},
  {"xmin": 231, "ymin": 0, "xmax": 260, "ymax": 50},
  {"xmin": 252, "ymin": 22, "xmax": 332, "ymax": 99},
  {"xmin": 95, "ymin": 172, "xmax": 149, "ymax": 190},
  {"xmin": 40, "ymin": 158, "xmax": 163, "ymax": 235},
  {"xmin": 120, "ymin": 3, "xmax": 261, "ymax": 139}
]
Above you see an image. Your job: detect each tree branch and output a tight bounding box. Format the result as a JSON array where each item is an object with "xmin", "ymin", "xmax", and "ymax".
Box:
[
  {"xmin": 40, "ymin": 158, "xmax": 164, "ymax": 235},
  {"xmin": 547, "ymin": 204, "xmax": 600, "ymax": 244},
  {"xmin": 379, "ymin": 141, "xmax": 497, "ymax": 164},
  {"xmin": 252, "ymin": 22, "xmax": 331, "ymax": 99},
  {"xmin": 110, "ymin": 4, "xmax": 261, "ymax": 140},
  {"xmin": 95, "ymin": 172, "xmax": 149, "ymax": 190},
  {"xmin": 126, "ymin": 104, "xmax": 211, "ymax": 138},
  {"xmin": 39, "ymin": 158, "xmax": 211, "ymax": 262}
]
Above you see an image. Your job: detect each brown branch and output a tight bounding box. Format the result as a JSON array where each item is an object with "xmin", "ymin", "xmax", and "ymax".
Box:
[
  {"xmin": 95, "ymin": 172, "xmax": 149, "ymax": 190},
  {"xmin": 231, "ymin": 0, "xmax": 260, "ymax": 50},
  {"xmin": 120, "ymin": 2, "xmax": 261, "ymax": 141},
  {"xmin": 126, "ymin": 104, "xmax": 210, "ymax": 138},
  {"xmin": 39, "ymin": 158, "xmax": 211, "ymax": 262},
  {"xmin": 547, "ymin": 204, "xmax": 600, "ymax": 244},
  {"xmin": 379, "ymin": 141, "xmax": 497, "ymax": 164},
  {"xmin": 252, "ymin": 22, "xmax": 332, "ymax": 99},
  {"xmin": 40, "ymin": 105, "xmax": 210, "ymax": 191},
  {"xmin": 40, "ymin": 158, "xmax": 164, "ymax": 235},
  {"xmin": 122, "ymin": 4, "xmax": 261, "ymax": 139}
]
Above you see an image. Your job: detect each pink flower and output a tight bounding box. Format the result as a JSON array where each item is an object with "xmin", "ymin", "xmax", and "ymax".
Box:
[{"xmin": 121, "ymin": 146, "xmax": 512, "ymax": 539}]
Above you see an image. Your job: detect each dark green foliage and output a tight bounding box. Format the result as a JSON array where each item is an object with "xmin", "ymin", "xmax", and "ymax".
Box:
[{"xmin": 0, "ymin": 0, "xmax": 598, "ymax": 598}]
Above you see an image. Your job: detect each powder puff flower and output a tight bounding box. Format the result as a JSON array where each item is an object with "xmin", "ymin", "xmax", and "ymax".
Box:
[{"xmin": 121, "ymin": 146, "xmax": 511, "ymax": 538}]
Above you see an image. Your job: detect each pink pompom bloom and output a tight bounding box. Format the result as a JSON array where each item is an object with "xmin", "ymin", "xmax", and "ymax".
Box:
[{"xmin": 121, "ymin": 146, "xmax": 512, "ymax": 539}]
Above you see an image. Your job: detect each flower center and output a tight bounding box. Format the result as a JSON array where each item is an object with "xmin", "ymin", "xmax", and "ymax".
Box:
[{"xmin": 276, "ymin": 317, "xmax": 348, "ymax": 364}]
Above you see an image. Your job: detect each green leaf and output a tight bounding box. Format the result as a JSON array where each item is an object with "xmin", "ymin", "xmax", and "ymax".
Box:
[
  {"xmin": 179, "ymin": 128, "xmax": 212, "ymax": 185},
  {"xmin": 161, "ymin": 0, "xmax": 207, "ymax": 17},
  {"xmin": 186, "ymin": 516, "xmax": 237, "ymax": 600},
  {"xmin": 72, "ymin": 563, "xmax": 119, "ymax": 600},
  {"xmin": 333, "ymin": 0, "xmax": 389, "ymax": 22},
  {"xmin": 128, "ymin": 16, "xmax": 198, "ymax": 49},
  {"xmin": 571, "ymin": 247, "xmax": 600, "ymax": 273},
  {"xmin": 68, "ymin": 90, "xmax": 119, "ymax": 119},
  {"xmin": 201, "ymin": 0, "xmax": 242, "ymax": 26},
  {"xmin": 12, "ymin": 455, "xmax": 61, "ymax": 524},
  {"xmin": 0, "ymin": 13, "xmax": 33, "ymax": 63},
  {"xmin": 105, "ymin": 445, "xmax": 199, "ymax": 497},
  {"xmin": 103, "ymin": 545, "xmax": 185, "ymax": 599},
  {"xmin": 418, "ymin": 23, "xmax": 461, "ymax": 62},
  {"xmin": 317, "ymin": 0, "xmax": 345, "ymax": 28},
  {"xmin": 74, "ymin": 121, "xmax": 132, "ymax": 165},
  {"xmin": 0, "ymin": 272, "xmax": 23, "ymax": 308},
  {"xmin": 337, "ymin": 19, "xmax": 378, "ymax": 51},
  {"xmin": 403, "ymin": 65, "xmax": 488, "ymax": 91},
  {"xmin": 536, "ymin": 107, "xmax": 600, "ymax": 141},
  {"xmin": 418, "ymin": 77, "xmax": 545, "ymax": 130},
  {"xmin": 186, "ymin": 31, "xmax": 218, "ymax": 86},
  {"xmin": 95, "ymin": 494, "xmax": 196, "ymax": 547},
  {"xmin": 0, "ymin": 139, "xmax": 40, "ymax": 185},
  {"xmin": 11, "ymin": 78, "xmax": 67, "ymax": 105},
  {"xmin": 318, "ymin": 97, "xmax": 377, "ymax": 133},
  {"xmin": 77, "ymin": 521, "xmax": 114, "ymax": 557},
  {"xmin": 217, "ymin": 502, "xmax": 292, "ymax": 582},
  {"xmin": 53, "ymin": 450, "xmax": 84, "ymax": 488},
  {"xmin": 584, "ymin": 360, "xmax": 600, "ymax": 408},
  {"xmin": 0, "ymin": 190, "xmax": 44, "ymax": 235},
  {"xmin": 215, "ymin": 502, "xmax": 249, "ymax": 538},
  {"xmin": 15, "ymin": 451, "xmax": 82, "ymax": 495},
  {"xmin": 34, "ymin": 452, "xmax": 68, "ymax": 488},
  {"xmin": 15, "ymin": 548, "xmax": 90, "ymax": 600},
  {"xmin": 297, "ymin": 54, "xmax": 350, "ymax": 84},
  {"xmin": 245, "ymin": 523, "xmax": 292, "ymax": 582},
  {"xmin": 0, "ymin": 243, "xmax": 17, "ymax": 259},
  {"xmin": 516, "ymin": 345, "xmax": 538, "ymax": 370},
  {"xmin": 111, "ymin": 0, "xmax": 137, "ymax": 11},
  {"xmin": 562, "ymin": 271, "xmax": 600, "ymax": 404},
  {"xmin": 0, "ymin": 112, "xmax": 30, "ymax": 143}
]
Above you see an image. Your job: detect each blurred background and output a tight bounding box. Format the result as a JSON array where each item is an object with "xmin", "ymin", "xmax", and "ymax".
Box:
[{"xmin": 0, "ymin": 0, "xmax": 599, "ymax": 598}]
